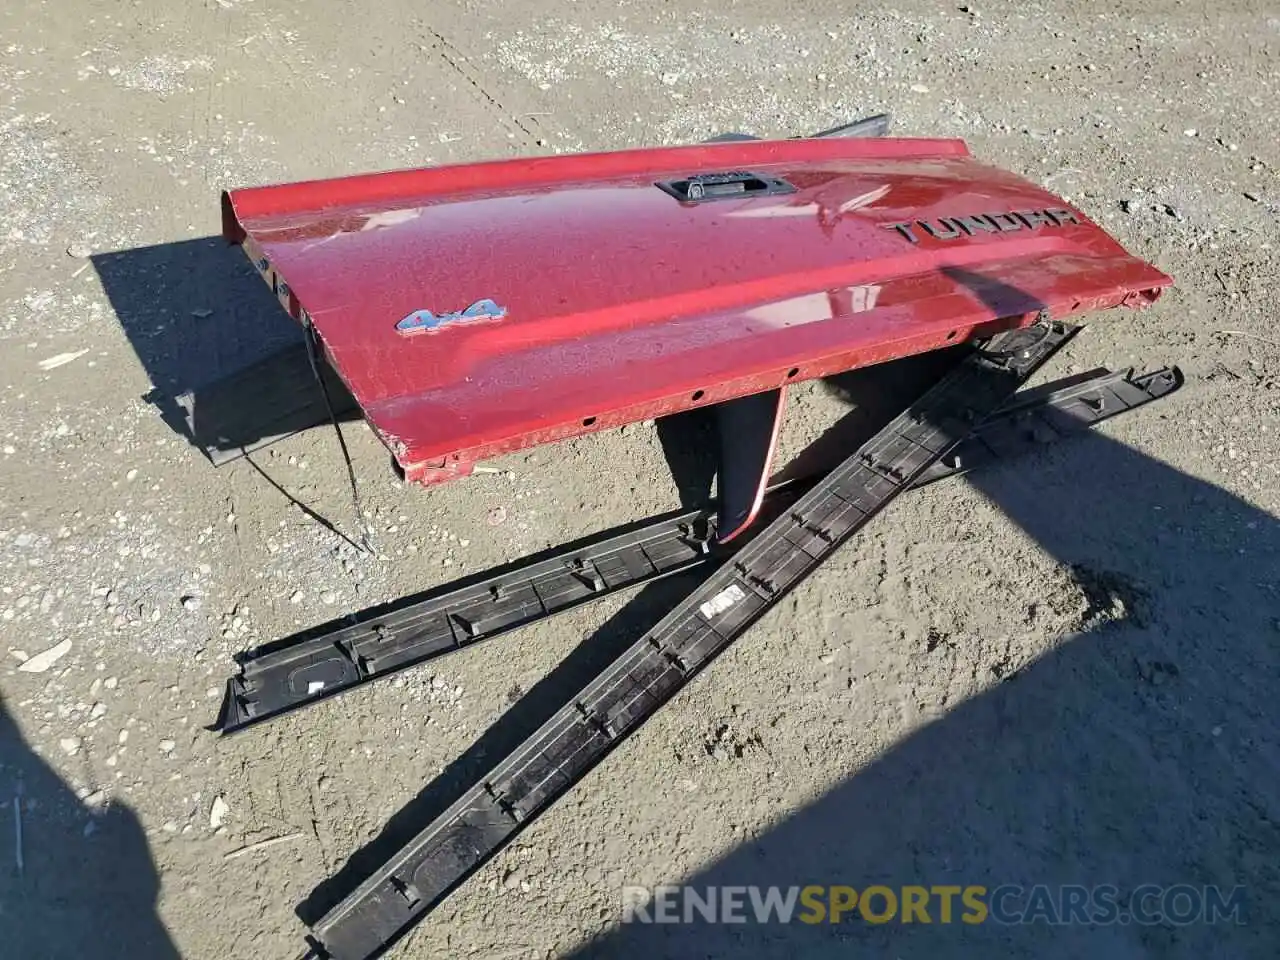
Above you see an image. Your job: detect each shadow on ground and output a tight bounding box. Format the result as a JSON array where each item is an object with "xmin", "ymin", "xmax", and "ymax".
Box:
[
  {"xmin": 93, "ymin": 238, "xmax": 357, "ymax": 461},
  {"xmin": 561, "ymin": 425, "xmax": 1280, "ymax": 960},
  {"xmin": 0, "ymin": 699, "xmax": 179, "ymax": 958}
]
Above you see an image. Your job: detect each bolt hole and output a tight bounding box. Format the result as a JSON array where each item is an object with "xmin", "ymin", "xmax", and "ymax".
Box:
[
  {"xmin": 582, "ymin": 416, "xmax": 597, "ymax": 427},
  {"xmin": 945, "ymin": 330, "xmax": 958, "ymax": 341},
  {"xmin": 691, "ymin": 390, "xmax": 705, "ymax": 401},
  {"xmin": 786, "ymin": 367, "xmax": 800, "ymax": 378}
]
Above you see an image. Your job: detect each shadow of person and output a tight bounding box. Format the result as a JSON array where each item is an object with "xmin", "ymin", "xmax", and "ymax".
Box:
[
  {"xmin": 561, "ymin": 422, "xmax": 1280, "ymax": 960},
  {"xmin": 0, "ymin": 697, "xmax": 179, "ymax": 959}
]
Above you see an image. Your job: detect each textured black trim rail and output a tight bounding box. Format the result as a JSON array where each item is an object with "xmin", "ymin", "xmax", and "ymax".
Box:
[{"xmin": 215, "ymin": 360, "xmax": 1182, "ymax": 735}]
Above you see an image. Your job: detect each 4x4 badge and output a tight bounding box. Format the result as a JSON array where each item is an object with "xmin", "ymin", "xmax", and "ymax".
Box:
[{"xmin": 397, "ymin": 299, "xmax": 507, "ymax": 336}]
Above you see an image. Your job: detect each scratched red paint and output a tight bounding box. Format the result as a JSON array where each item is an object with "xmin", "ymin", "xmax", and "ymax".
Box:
[{"xmin": 223, "ymin": 137, "xmax": 1171, "ymax": 483}]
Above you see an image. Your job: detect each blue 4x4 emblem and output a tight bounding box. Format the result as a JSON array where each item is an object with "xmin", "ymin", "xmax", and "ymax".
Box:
[{"xmin": 396, "ymin": 299, "xmax": 507, "ymax": 336}]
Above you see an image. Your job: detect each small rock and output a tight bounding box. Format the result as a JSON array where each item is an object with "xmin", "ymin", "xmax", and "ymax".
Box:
[
  {"xmin": 126, "ymin": 469, "xmax": 138, "ymax": 481},
  {"xmin": 90, "ymin": 702, "xmax": 107, "ymax": 720},
  {"xmin": 910, "ymin": 83, "xmax": 930, "ymax": 93},
  {"xmin": 660, "ymin": 72, "xmax": 679, "ymax": 86},
  {"xmin": 104, "ymin": 676, "xmax": 118, "ymax": 690},
  {"xmin": 60, "ymin": 737, "xmax": 82, "ymax": 756},
  {"xmin": 159, "ymin": 739, "xmax": 176, "ymax": 754},
  {"xmin": 181, "ymin": 595, "xmax": 202, "ymax": 611},
  {"xmin": 320, "ymin": 590, "xmax": 336, "ymax": 605},
  {"xmin": 503, "ymin": 866, "xmax": 524, "ymax": 890},
  {"xmin": 39, "ymin": 591, "xmax": 53, "ymax": 614},
  {"xmin": 1184, "ymin": 128, "xmax": 1197, "ymax": 137},
  {"xmin": 191, "ymin": 308, "xmax": 213, "ymax": 319},
  {"xmin": 486, "ymin": 506, "xmax": 508, "ymax": 526},
  {"xmin": 209, "ymin": 795, "xmax": 229, "ymax": 830},
  {"xmin": 17, "ymin": 639, "xmax": 72, "ymax": 673},
  {"xmin": 117, "ymin": 729, "xmax": 128, "ymax": 745},
  {"xmin": 289, "ymin": 590, "xmax": 304, "ymax": 604},
  {"xmin": 67, "ymin": 243, "xmax": 93, "ymax": 259}
]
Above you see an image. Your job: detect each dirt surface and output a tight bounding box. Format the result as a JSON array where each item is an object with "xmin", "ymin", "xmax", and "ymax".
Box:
[{"xmin": 1, "ymin": 1, "xmax": 1278, "ymax": 958}]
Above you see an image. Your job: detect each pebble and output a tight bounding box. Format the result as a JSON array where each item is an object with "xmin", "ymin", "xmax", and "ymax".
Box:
[
  {"xmin": 320, "ymin": 590, "xmax": 336, "ymax": 605},
  {"xmin": 90, "ymin": 702, "xmax": 107, "ymax": 720},
  {"xmin": 104, "ymin": 676, "xmax": 118, "ymax": 690},
  {"xmin": 126, "ymin": 469, "xmax": 138, "ymax": 481},
  {"xmin": 209, "ymin": 795, "xmax": 229, "ymax": 830},
  {"xmin": 17, "ymin": 638, "xmax": 72, "ymax": 673},
  {"xmin": 66, "ymin": 243, "xmax": 92, "ymax": 259},
  {"xmin": 290, "ymin": 590, "xmax": 304, "ymax": 604},
  {"xmin": 181, "ymin": 595, "xmax": 202, "ymax": 611},
  {"xmin": 117, "ymin": 729, "xmax": 128, "ymax": 745},
  {"xmin": 59, "ymin": 736, "xmax": 82, "ymax": 756},
  {"xmin": 159, "ymin": 738, "xmax": 176, "ymax": 754}
]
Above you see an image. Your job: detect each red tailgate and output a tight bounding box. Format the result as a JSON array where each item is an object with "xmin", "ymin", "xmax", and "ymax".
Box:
[{"xmin": 223, "ymin": 137, "xmax": 1170, "ymax": 482}]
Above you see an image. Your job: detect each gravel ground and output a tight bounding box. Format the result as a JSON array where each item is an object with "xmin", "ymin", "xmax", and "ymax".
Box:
[{"xmin": 1, "ymin": 1, "xmax": 1277, "ymax": 958}]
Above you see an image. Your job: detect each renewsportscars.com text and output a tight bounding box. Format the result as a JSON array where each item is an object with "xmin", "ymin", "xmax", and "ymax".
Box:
[{"xmin": 621, "ymin": 884, "xmax": 1245, "ymax": 926}]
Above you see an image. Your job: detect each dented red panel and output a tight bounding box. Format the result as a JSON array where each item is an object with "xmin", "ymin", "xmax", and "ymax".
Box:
[{"xmin": 223, "ymin": 137, "xmax": 1171, "ymax": 483}]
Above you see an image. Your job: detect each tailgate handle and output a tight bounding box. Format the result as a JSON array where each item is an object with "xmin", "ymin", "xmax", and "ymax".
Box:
[{"xmin": 656, "ymin": 171, "xmax": 797, "ymax": 203}]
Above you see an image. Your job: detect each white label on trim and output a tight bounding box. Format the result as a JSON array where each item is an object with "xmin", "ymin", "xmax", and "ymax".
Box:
[{"xmin": 700, "ymin": 584, "xmax": 746, "ymax": 619}]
